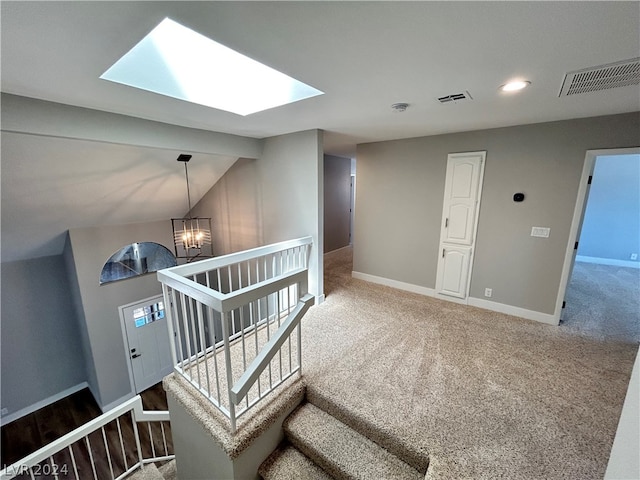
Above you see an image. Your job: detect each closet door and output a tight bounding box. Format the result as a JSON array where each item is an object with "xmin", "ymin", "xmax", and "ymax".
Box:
[{"xmin": 435, "ymin": 152, "xmax": 485, "ymax": 300}]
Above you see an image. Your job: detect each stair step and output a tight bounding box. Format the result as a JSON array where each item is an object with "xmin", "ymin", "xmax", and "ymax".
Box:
[
  {"xmin": 284, "ymin": 403, "xmax": 423, "ymax": 480},
  {"xmin": 128, "ymin": 463, "xmax": 164, "ymax": 480},
  {"xmin": 260, "ymin": 444, "xmax": 334, "ymax": 480},
  {"xmin": 307, "ymin": 386, "xmax": 428, "ymax": 473},
  {"xmin": 158, "ymin": 459, "xmax": 177, "ymax": 480}
]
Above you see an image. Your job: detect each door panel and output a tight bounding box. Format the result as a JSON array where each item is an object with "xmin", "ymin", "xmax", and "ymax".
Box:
[
  {"xmin": 448, "ymin": 203, "xmax": 473, "ymax": 243},
  {"xmin": 437, "ymin": 246, "xmax": 471, "ymax": 298},
  {"xmin": 442, "ymin": 157, "xmax": 483, "ymax": 246},
  {"xmin": 122, "ymin": 296, "xmax": 173, "ymax": 393}
]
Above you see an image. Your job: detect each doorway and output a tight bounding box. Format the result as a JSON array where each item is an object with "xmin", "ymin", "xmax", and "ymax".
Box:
[
  {"xmin": 119, "ymin": 295, "xmax": 174, "ymax": 394},
  {"xmin": 557, "ymin": 148, "xmax": 640, "ymax": 340}
]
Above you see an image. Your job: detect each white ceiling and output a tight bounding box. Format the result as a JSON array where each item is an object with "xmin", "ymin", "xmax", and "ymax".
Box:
[{"xmin": 1, "ymin": 1, "xmax": 639, "ymax": 262}]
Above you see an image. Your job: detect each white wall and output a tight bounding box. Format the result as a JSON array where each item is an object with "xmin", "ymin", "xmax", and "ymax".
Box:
[{"xmin": 354, "ymin": 113, "xmax": 640, "ymax": 320}]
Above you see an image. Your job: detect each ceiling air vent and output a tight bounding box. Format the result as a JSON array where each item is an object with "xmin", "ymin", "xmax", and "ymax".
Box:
[
  {"xmin": 559, "ymin": 57, "xmax": 640, "ymax": 97},
  {"xmin": 437, "ymin": 91, "xmax": 473, "ymax": 104}
]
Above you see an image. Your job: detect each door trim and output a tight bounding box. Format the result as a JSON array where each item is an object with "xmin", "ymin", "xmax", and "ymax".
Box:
[
  {"xmin": 435, "ymin": 151, "xmax": 486, "ymax": 304},
  {"xmin": 554, "ymin": 147, "xmax": 640, "ymax": 323},
  {"xmin": 118, "ymin": 293, "xmax": 165, "ymax": 396}
]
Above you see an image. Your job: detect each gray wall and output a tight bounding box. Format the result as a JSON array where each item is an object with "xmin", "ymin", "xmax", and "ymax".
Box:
[
  {"xmin": 67, "ymin": 220, "xmax": 174, "ymax": 409},
  {"xmin": 190, "ymin": 158, "xmax": 263, "ymax": 256},
  {"xmin": 193, "ymin": 130, "xmax": 325, "ymax": 298},
  {"xmin": 354, "ymin": 113, "xmax": 640, "ymax": 315},
  {"xmin": 578, "ymin": 154, "xmax": 640, "ymax": 263},
  {"xmin": 1, "ymin": 255, "xmax": 86, "ymax": 417},
  {"xmin": 324, "ymin": 154, "xmax": 352, "ymax": 253},
  {"xmin": 258, "ymin": 130, "xmax": 324, "ymax": 299}
]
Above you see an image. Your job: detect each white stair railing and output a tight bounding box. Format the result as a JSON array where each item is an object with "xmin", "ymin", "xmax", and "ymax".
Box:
[
  {"xmin": 157, "ymin": 236, "xmax": 314, "ymax": 432},
  {"xmin": 0, "ymin": 396, "xmax": 173, "ymax": 480}
]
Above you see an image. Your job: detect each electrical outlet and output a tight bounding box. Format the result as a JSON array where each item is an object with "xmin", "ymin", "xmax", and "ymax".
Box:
[
  {"xmin": 1, "ymin": 407, "xmax": 8, "ymax": 417},
  {"xmin": 484, "ymin": 288, "xmax": 492, "ymax": 298},
  {"xmin": 631, "ymin": 253, "xmax": 638, "ymax": 260}
]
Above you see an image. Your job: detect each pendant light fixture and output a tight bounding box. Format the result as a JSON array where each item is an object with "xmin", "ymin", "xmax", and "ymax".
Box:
[{"xmin": 171, "ymin": 154, "xmax": 213, "ymax": 262}]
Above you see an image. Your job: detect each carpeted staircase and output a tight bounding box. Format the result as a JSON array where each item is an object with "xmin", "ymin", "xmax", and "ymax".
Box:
[
  {"xmin": 259, "ymin": 397, "xmax": 427, "ymax": 480},
  {"xmin": 129, "ymin": 460, "xmax": 177, "ymax": 480}
]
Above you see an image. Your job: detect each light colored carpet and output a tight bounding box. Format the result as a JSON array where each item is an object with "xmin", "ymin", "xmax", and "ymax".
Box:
[
  {"xmin": 297, "ymin": 247, "xmax": 639, "ymax": 479},
  {"xmin": 563, "ymin": 261, "xmax": 640, "ymax": 343}
]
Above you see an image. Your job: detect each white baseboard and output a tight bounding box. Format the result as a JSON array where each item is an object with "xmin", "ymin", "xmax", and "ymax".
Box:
[
  {"xmin": 352, "ymin": 271, "xmax": 558, "ymax": 326},
  {"xmin": 1, "ymin": 382, "xmax": 90, "ymax": 426},
  {"xmin": 467, "ymin": 297, "xmax": 558, "ymax": 325},
  {"xmin": 100, "ymin": 392, "xmax": 135, "ymax": 414},
  {"xmin": 576, "ymin": 255, "xmax": 640, "ymax": 269},
  {"xmin": 324, "ymin": 245, "xmax": 352, "ymax": 257},
  {"xmin": 352, "ymin": 271, "xmax": 436, "ymax": 297}
]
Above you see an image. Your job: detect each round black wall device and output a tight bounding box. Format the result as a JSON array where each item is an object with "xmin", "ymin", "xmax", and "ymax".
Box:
[{"xmin": 513, "ymin": 193, "xmax": 525, "ymax": 202}]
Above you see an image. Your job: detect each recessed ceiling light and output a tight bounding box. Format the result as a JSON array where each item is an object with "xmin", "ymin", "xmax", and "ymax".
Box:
[
  {"xmin": 100, "ymin": 18, "xmax": 324, "ymax": 116},
  {"xmin": 499, "ymin": 80, "xmax": 531, "ymax": 92}
]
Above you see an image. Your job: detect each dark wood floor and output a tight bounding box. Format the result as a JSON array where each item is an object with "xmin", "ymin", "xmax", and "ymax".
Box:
[{"xmin": 1, "ymin": 383, "xmax": 171, "ymax": 479}]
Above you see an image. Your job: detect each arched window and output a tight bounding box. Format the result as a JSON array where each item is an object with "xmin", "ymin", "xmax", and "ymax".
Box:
[{"xmin": 100, "ymin": 242, "xmax": 177, "ymax": 285}]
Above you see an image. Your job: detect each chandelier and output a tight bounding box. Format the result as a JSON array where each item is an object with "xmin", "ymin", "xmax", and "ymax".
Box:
[{"xmin": 171, "ymin": 154, "xmax": 213, "ymax": 262}]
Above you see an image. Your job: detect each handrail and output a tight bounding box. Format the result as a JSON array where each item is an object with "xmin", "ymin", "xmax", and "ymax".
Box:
[
  {"xmin": 0, "ymin": 396, "xmax": 173, "ymax": 480},
  {"xmin": 159, "ymin": 236, "xmax": 313, "ymax": 278},
  {"xmin": 231, "ymin": 293, "xmax": 314, "ymax": 404}
]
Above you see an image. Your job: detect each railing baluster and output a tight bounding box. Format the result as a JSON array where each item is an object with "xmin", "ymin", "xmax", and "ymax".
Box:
[
  {"xmin": 196, "ymin": 300, "xmax": 212, "ymax": 399},
  {"xmin": 49, "ymin": 456, "xmax": 59, "ymax": 480},
  {"xmin": 162, "ymin": 284, "xmax": 178, "ymax": 369},
  {"xmin": 116, "ymin": 417, "xmax": 128, "ymax": 471},
  {"xmin": 209, "ymin": 307, "xmax": 222, "ymax": 405},
  {"xmin": 187, "ymin": 296, "xmax": 202, "ymax": 388},
  {"xmin": 100, "ymin": 426, "xmax": 114, "ymax": 480},
  {"xmin": 161, "ymin": 422, "xmax": 169, "ymax": 457},
  {"xmin": 68, "ymin": 445, "xmax": 79, "ymax": 480},
  {"xmin": 148, "ymin": 422, "xmax": 156, "ymax": 459},
  {"xmin": 276, "ymin": 287, "xmax": 283, "ymax": 381},
  {"xmin": 85, "ymin": 436, "xmax": 98, "ymax": 480},
  {"xmin": 132, "ymin": 411, "xmax": 143, "ymax": 469},
  {"xmin": 221, "ymin": 311, "xmax": 236, "ymax": 431},
  {"xmin": 252, "ymin": 299, "xmax": 261, "ymax": 398},
  {"xmin": 180, "ymin": 292, "xmax": 193, "ymax": 381}
]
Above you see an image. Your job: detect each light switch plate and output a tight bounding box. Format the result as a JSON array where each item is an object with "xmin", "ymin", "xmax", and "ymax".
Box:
[{"xmin": 531, "ymin": 227, "xmax": 550, "ymax": 238}]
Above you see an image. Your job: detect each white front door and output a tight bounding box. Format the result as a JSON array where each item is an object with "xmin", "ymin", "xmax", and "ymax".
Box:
[
  {"xmin": 120, "ymin": 295, "xmax": 173, "ymax": 393},
  {"xmin": 436, "ymin": 152, "xmax": 486, "ymax": 301}
]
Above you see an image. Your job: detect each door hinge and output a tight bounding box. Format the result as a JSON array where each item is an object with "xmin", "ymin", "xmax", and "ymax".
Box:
[
  {"xmin": 588, "ymin": 176, "xmax": 593, "ymax": 185},
  {"xmin": 562, "ymin": 301, "xmax": 566, "ymax": 309},
  {"xmin": 442, "ymin": 248, "xmax": 445, "ymax": 258},
  {"xmin": 574, "ymin": 241, "xmax": 579, "ymax": 250},
  {"xmin": 445, "ymin": 218, "xmax": 449, "ymax": 228}
]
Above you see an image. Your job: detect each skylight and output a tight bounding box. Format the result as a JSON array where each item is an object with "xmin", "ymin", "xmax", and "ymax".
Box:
[{"xmin": 100, "ymin": 18, "xmax": 323, "ymax": 116}]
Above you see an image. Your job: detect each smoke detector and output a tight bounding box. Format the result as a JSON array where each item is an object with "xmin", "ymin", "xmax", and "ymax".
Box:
[
  {"xmin": 559, "ymin": 57, "xmax": 640, "ymax": 96},
  {"xmin": 391, "ymin": 102, "xmax": 409, "ymax": 112}
]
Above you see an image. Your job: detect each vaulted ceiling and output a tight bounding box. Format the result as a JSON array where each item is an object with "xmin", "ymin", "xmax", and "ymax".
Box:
[{"xmin": 2, "ymin": 1, "xmax": 639, "ymax": 262}]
